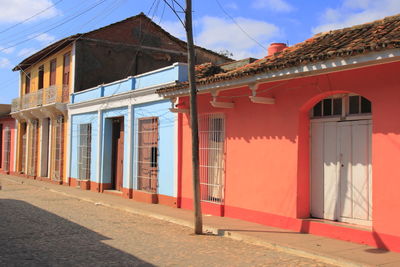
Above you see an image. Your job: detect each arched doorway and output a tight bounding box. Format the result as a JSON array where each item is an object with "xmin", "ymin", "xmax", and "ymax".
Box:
[{"xmin": 310, "ymin": 94, "xmax": 372, "ymax": 226}]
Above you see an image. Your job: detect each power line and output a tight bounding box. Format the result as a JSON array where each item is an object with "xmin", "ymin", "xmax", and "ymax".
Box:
[
  {"xmin": 1, "ymin": 0, "xmax": 124, "ymax": 93},
  {"xmin": 162, "ymin": 0, "xmax": 185, "ymax": 27},
  {"xmin": 0, "ymin": 0, "xmax": 65, "ymax": 35},
  {"xmin": 214, "ymin": 0, "xmax": 267, "ymax": 51},
  {"xmin": 0, "ymin": 0, "xmax": 102, "ymax": 45},
  {"xmin": 0, "ymin": 0, "xmax": 108, "ymax": 53}
]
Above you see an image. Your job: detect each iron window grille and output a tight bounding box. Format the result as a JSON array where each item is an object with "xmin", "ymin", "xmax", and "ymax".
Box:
[
  {"xmin": 136, "ymin": 117, "xmax": 159, "ymax": 193},
  {"xmin": 53, "ymin": 116, "xmax": 64, "ymax": 181},
  {"xmin": 199, "ymin": 113, "xmax": 226, "ymax": 204},
  {"xmin": 21, "ymin": 123, "xmax": 27, "ymax": 174},
  {"xmin": 78, "ymin": 124, "xmax": 92, "ymax": 180},
  {"xmin": 3, "ymin": 127, "xmax": 11, "ymax": 172},
  {"xmin": 28, "ymin": 120, "xmax": 38, "ymax": 177}
]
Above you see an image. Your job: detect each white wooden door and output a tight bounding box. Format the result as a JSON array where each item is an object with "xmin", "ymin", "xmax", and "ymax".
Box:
[{"xmin": 311, "ymin": 120, "xmax": 372, "ymax": 225}]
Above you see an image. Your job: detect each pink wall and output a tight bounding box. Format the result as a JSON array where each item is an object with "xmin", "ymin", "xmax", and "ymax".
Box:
[
  {"xmin": 178, "ymin": 61, "xmax": 400, "ymax": 251},
  {"xmin": 0, "ymin": 117, "xmax": 16, "ymax": 173}
]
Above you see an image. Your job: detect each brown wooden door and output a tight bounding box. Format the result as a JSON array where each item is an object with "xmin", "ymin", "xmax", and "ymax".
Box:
[
  {"xmin": 50, "ymin": 59, "xmax": 56, "ymax": 86},
  {"xmin": 137, "ymin": 117, "xmax": 158, "ymax": 193},
  {"xmin": 62, "ymin": 53, "xmax": 70, "ymax": 102},
  {"xmin": 111, "ymin": 118, "xmax": 124, "ymax": 191}
]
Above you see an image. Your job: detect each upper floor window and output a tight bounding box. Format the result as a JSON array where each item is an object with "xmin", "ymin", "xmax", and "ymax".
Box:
[
  {"xmin": 63, "ymin": 52, "xmax": 70, "ymax": 87},
  {"xmin": 25, "ymin": 73, "xmax": 31, "ymax": 94},
  {"xmin": 312, "ymin": 94, "xmax": 371, "ymax": 119},
  {"xmin": 38, "ymin": 65, "xmax": 44, "ymax": 90},
  {"xmin": 50, "ymin": 59, "xmax": 56, "ymax": 86}
]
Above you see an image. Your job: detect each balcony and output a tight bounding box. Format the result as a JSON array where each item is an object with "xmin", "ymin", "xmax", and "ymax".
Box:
[{"xmin": 11, "ymin": 85, "xmax": 69, "ymax": 120}]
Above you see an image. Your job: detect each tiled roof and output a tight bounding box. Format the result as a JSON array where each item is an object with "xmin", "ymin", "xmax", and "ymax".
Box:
[{"xmin": 157, "ymin": 13, "xmax": 400, "ymax": 94}]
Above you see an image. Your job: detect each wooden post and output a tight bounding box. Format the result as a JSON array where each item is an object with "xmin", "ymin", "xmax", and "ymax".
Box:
[{"xmin": 185, "ymin": 0, "xmax": 203, "ymax": 235}]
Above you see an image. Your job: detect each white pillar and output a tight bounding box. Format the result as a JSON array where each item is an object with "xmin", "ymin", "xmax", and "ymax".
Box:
[
  {"xmin": 127, "ymin": 105, "xmax": 133, "ymax": 191},
  {"xmin": 47, "ymin": 119, "xmax": 53, "ymax": 178},
  {"xmin": 65, "ymin": 114, "xmax": 72, "ymax": 183},
  {"xmin": 96, "ymin": 110, "xmax": 102, "ymax": 185},
  {"xmin": 173, "ymin": 112, "xmax": 178, "ymax": 197}
]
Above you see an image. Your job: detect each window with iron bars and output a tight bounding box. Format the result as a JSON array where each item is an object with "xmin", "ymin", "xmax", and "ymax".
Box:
[
  {"xmin": 199, "ymin": 113, "xmax": 225, "ymax": 204},
  {"xmin": 78, "ymin": 124, "xmax": 91, "ymax": 180},
  {"xmin": 3, "ymin": 127, "xmax": 11, "ymax": 172},
  {"xmin": 28, "ymin": 120, "xmax": 38, "ymax": 177},
  {"xmin": 136, "ymin": 117, "xmax": 159, "ymax": 193},
  {"xmin": 53, "ymin": 116, "xmax": 63, "ymax": 181},
  {"xmin": 20, "ymin": 123, "xmax": 27, "ymax": 173}
]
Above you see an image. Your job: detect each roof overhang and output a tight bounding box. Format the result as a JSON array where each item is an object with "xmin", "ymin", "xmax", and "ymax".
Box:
[
  {"xmin": 12, "ymin": 34, "xmax": 81, "ymax": 71},
  {"xmin": 158, "ymin": 48, "xmax": 400, "ymax": 98}
]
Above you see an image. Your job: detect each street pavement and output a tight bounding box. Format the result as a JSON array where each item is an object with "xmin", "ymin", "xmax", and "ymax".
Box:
[{"xmin": 0, "ymin": 176, "xmax": 334, "ymax": 266}]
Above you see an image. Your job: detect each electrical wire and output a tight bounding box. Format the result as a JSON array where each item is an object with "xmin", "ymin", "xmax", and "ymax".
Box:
[
  {"xmin": 0, "ymin": 0, "xmax": 103, "ymax": 45},
  {"xmin": 0, "ymin": 0, "xmax": 108, "ymax": 53},
  {"xmin": 214, "ymin": 0, "xmax": 267, "ymax": 51},
  {"xmin": 1, "ymin": 0, "xmax": 125, "ymax": 98},
  {"xmin": 0, "ymin": 0, "xmax": 65, "ymax": 34}
]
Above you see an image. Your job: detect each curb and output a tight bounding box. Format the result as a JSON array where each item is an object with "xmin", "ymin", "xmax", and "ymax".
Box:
[{"xmin": 3, "ymin": 176, "xmax": 371, "ymax": 267}]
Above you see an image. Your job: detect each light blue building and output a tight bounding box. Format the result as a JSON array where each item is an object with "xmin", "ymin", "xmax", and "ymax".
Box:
[{"xmin": 67, "ymin": 63, "xmax": 188, "ymax": 205}]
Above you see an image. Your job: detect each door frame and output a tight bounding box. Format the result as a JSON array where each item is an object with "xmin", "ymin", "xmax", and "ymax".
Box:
[
  {"xmin": 310, "ymin": 116, "xmax": 372, "ymax": 226},
  {"xmin": 111, "ymin": 117, "xmax": 124, "ymax": 191}
]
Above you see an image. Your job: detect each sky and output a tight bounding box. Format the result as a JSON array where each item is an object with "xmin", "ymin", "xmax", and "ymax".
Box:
[{"xmin": 1, "ymin": 0, "xmax": 400, "ymax": 104}]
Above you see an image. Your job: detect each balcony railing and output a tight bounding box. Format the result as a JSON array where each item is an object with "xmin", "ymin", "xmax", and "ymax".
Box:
[{"xmin": 11, "ymin": 85, "xmax": 70, "ymax": 113}]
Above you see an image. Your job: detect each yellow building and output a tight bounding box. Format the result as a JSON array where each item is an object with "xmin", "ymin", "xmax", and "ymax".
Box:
[{"xmin": 12, "ymin": 44, "xmax": 72, "ymax": 182}]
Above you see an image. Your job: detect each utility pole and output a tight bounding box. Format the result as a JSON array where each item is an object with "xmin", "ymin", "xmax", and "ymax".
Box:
[{"xmin": 185, "ymin": 0, "xmax": 203, "ymax": 235}]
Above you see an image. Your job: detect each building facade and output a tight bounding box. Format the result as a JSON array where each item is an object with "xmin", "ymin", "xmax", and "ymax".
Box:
[
  {"xmin": 10, "ymin": 13, "xmax": 230, "ymax": 184},
  {"xmin": 68, "ymin": 63, "xmax": 187, "ymax": 206},
  {"xmin": 0, "ymin": 105, "xmax": 16, "ymax": 175},
  {"xmin": 157, "ymin": 15, "xmax": 400, "ymax": 252}
]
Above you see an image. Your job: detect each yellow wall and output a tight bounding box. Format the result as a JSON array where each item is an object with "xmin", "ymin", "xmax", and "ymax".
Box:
[
  {"xmin": 21, "ymin": 45, "xmax": 73, "ymax": 98},
  {"xmin": 17, "ymin": 45, "xmax": 73, "ymax": 182}
]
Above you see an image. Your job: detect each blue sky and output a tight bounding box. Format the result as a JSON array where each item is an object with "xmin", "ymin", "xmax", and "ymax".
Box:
[{"xmin": 1, "ymin": 0, "xmax": 400, "ymax": 104}]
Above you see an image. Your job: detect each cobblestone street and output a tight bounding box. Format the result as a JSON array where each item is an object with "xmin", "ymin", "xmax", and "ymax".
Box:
[{"xmin": 0, "ymin": 177, "xmax": 335, "ymax": 266}]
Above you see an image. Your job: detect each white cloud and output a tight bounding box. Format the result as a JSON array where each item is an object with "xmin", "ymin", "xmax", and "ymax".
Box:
[
  {"xmin": 226, "ymin": 2, "xmax": 239, "ymax": 10},
  {"xmin": 32, "ymin": 33, "xmax": 56, "ymax": 44},
  {"xmin": 0, "ymin": 58, "xmax": 11, "ymax": 68},
  {"xmin": 252, "ymin": 0, "xmax": 294, "ymax": 13},
  {"xmin": 0, "ymin": 0, "xmax": 60, "ymax": 23},
  {"xmin": 0, "ymin": 47, "xmax": 15, "ymax": 54},
  {"xmin": 313, "ymin": 0, "xmax": 400, "ymax": 34},
  {"xmin": 18, "ymin": 47, "xmax": 39, "ymax": 57},
  {"xmin": 195, "ymin": 16, "xmax": 281, "ymax": 59},
  {"xmin": 160, "ymin": 15, "xmax": 282, "ymax": 59},
  {"xmin": 159, "ymin": 20, "xmax": 186, "ymax": 40}
]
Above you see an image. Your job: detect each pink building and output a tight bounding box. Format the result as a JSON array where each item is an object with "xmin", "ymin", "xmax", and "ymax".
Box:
[
  {"xmin": 157, "ymin": 14, "xmax": 400, "ymax": 252},
  {"xmin": 0, "ymin": 104, "xmax": 16, "ymax": 175}
]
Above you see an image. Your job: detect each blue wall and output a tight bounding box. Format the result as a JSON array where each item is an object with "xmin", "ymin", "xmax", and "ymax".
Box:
[
  {"xmin": 69, "ymin": 63, "xmax": 185, "ymax": 197},
  {"xmin": 71, "ymin": 63, "xmax": 188, "ymax": 104},
  {"xmin": 70, "ymin": 112, "xmax": 98, "ymax": 181},
  {"xmin": 103, "ymin": 79, "xmax": 133, "ymax": 97},
  {"xmin": 133, "ymin": 100, "xmax": 176, "ymax": 197}
]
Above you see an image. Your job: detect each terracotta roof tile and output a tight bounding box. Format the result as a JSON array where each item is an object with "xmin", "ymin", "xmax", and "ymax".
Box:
[{"xmin": 157, "ymin": 13, "xmax": 400, "ymax": 94}]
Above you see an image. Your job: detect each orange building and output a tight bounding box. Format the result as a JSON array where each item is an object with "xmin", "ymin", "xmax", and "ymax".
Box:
[{"xmin": 157, "ymin": 14, "xmax": 400, "ymax": 252}]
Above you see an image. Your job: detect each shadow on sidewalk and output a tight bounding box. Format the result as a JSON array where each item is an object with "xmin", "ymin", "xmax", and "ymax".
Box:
[{"xmin": 0, "ymin": 199, "xmax": 154, "ymax": 266}]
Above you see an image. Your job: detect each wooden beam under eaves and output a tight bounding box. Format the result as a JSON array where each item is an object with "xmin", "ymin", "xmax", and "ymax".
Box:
[
  {"xmin": 210, "ymin": 100, "xmax": 235, "ymax": 108},
  {"xmin": 169, "ymin": 108, "xmax": 189, "ymax": 113},
  {"xmin": 249, "ymin": 96, "xmax": 275, "ymax": 104}
]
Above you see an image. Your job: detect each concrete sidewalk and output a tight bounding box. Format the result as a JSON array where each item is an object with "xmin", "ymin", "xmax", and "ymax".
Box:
[{"xmin": 2, "ymin": 175, "xmax": 400, "ymax": 267}]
